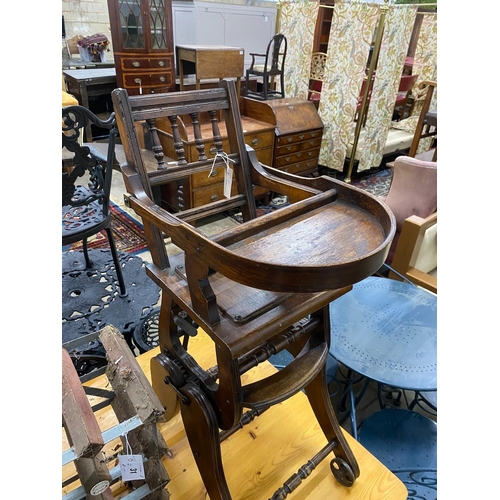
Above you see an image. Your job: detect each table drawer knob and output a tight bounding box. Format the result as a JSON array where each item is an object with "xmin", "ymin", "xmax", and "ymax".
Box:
[
  {"xmin": 299, "ymin": 134, "xmax": 304, "ymax": 140},
  {"xmin": 159, "ymin": 76, "xmax": 166, "ymax": 82},
  {"xmin": 209, "ymin": 170, "xmax": 218, "ymax": 177},
  {"xmin": 251, "ymin": 138, "xmax": 259, "ymax": 146},
  {"xmin": 158, "ymin": 61, "xmax": 165, "ymax": 67},
  {"xmin": 210, "ymin": 147, "xmax": 218, "ymax": 154},
  {"xmin": 211, "ymin": 195, "xmax": 219, "ymax": 201},
  {"xmin": 134, "ymin": 78, "xmax": 142, "ymax": 84},
  {"xmin": 132, "ymin": 61, "xmax": 140, "ymax": 67}
]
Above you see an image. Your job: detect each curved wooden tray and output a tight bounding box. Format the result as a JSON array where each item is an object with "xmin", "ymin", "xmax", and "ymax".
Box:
[{"xmin": 204, "ymin": 181, "xmax": 395, "ymax": 293}]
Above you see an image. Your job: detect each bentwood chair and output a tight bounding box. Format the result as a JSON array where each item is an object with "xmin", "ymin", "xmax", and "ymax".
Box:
[
  {"xmin": 62, "ymin": 105, "xmax": 126, "ymax": 296},
  {"xmin": 111, "ymin": 79, "xmax": 395, "ymax": 500},
  {"xmin": 245, "ymin": 33, "xmax": 287, "ymax": 100}
]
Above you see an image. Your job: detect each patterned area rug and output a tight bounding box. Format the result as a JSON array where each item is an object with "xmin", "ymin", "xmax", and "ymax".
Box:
[
  {"xmin": 63, "ymin": 202, "xmax": 148, "ymax": 255},
  {"xmin": 351, "ymin": 167, "xmax": 393, "ymax": 198}
]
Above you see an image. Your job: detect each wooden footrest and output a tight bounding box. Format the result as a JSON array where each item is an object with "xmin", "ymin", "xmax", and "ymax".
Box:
[{"xmin": 241, "ymin": 342, "xmax": 327, "ymax": 408}]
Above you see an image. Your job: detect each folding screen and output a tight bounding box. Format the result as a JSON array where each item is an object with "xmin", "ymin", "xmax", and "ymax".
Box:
[
  {"xmin": 391, "ymin": 11, "xmax": 437, "ymax": 154},
  {"xmin": 278, "ymin": 0, "xmax": 320, "ymax": 99},
  {"xmin": 317, "ymin": 1, "xmax": 380, "ymax": 171},
  {"xmin": 357, "ymin": 4, "xmax": 418, "ymax": 171}
]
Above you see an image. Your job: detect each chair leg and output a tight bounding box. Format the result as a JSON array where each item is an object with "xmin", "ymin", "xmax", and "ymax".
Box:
[
  {"xmin": 104, "ymin": 227, "xmax": 127, "ymax": 296},
  {"xmin": 179, "ymin": 382, "xmax": 232, "ymax": 500},
  {"xmin": 304, "ymin": 368, "xmax": 360, "ymax": 484},
  {"xmin": 82, "ymin": 238, "xmax": 93, "ymax": 269}
]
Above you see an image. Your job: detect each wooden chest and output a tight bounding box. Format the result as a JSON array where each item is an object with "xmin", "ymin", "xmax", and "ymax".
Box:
[
  {"xmin": 241, "ymin": 97, "xmax": 324, "ymax": 176},
  {"xmin": 156, "ymin": 115, "xmax": 275, "ymax": 211}
]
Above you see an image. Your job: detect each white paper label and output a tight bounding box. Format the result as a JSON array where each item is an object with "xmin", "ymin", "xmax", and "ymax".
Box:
[
  {"xmin": 119, "ymin": 454, "xmax": 145, "ymax": 481},
  {"xmin": 224, "ymin": 165, "xmax": 233, "ymax": 199}
]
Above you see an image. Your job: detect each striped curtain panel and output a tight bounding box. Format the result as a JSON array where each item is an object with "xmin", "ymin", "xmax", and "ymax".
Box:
[
  {"xmin": 278, "ymin": 0, "xmax": 320, "ymax": 99},
  {"xmin": 357, "ymin": 4, "xmax": 418, "ymax": 171},
  {"xmin": 318, "ymin": 1, "xmax": 380, "ymax": 171}
]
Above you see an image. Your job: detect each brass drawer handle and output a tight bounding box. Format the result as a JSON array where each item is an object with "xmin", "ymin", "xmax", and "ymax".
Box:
[
  {"xmin": 211, "ymin": 195, "xmax": 219, "ymax": 201},
  {"xmin": 251, "ymin": 138, "xmax": 259, "ymax": 146},
  {"xmin": 299, "ymin": 134, "xmax": 304, "ymax": 140},
  {"xmin": 159, "ymin": 76, "xmax": 166, "ymax": 82},
  {"xmin": 132, "ymin": 61, "xmax": 140, "ymax": 67},
  {"xmin": 285, "ymin": 157, "xmax": 291, "ymax": 162},
  {"xmin": 134, "ymin": 78, "xmax": 142, "ymax": 84},
  {"xmin": 158, "ymin": 60, "xmax": 165, "ymax": 67},
  {"xmin": 286, "ymin": 137, "xmax": 293, "ymax": 143},
  {"xmin": 209, "ymin": 170, "xmax": 218, "ymax": 177}
]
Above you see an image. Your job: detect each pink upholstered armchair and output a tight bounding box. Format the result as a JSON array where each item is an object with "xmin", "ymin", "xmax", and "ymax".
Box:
[{"xmin": 381, "ymin": 155, "xmax": 437, "ymax": 266}]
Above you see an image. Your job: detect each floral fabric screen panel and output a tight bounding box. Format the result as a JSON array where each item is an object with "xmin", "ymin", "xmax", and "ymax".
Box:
[
  {"xmin": 390, "ymin": 12, "xmax": 437, "ymax": 154},
  {"xmin": 357, "ymin": 4, "xmax": 418, "ymax": 172},
  {"xmin": 278, "ymin": 0, "xmax": 320, "ymax": 100},
  {"xmin": 318, "ymin": 2, "xmax": 380, "ymax": 172}
]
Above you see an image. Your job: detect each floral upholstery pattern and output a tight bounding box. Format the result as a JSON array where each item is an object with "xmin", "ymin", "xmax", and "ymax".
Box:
[{"xmin": 278, "ymin": 0, "xmax": 320, "ymax": 99}]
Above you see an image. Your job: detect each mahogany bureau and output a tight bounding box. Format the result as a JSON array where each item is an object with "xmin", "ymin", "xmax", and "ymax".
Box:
[{"xmin": 241, "ymin": 96, "xmax": 324, "ymax": 177}]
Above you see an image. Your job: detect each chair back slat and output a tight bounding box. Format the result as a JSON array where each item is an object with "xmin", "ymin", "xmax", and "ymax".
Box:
[{"xmin": 111, "ymin": 79, "xmax": 259, "ymax": 269}]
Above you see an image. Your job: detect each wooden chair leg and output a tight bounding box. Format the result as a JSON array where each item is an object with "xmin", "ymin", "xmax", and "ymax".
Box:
[
  {"xmin": 179, "ymin": 382, "xmax": 232, "ymax": 500},
  {"xmin": 304, "ymin": 370, "xmax": 360, "ymax": 485}
]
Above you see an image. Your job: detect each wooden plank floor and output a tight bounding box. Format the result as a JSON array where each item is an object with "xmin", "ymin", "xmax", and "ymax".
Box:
[{"xmin": 62, "ymin": 329, "xmax": 407, "ymax": 500}]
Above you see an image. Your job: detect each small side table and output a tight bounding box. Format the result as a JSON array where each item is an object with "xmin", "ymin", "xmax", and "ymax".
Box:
[
  {"xmin": 63, "ymin": 68, "xmax": 117, "ymax": 141},
  {"xmin": 329, "ymin": 277, "xmax": 437, "ymax": 438},
  {"xmin": 176, "ymin": 44, "xmax": 244, "ymax": 95}
]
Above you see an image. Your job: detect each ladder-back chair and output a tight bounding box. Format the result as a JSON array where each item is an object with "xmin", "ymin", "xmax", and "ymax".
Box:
[{"xmin": 111, "ymin": 79, "xmax": 395, "ymax": 500}]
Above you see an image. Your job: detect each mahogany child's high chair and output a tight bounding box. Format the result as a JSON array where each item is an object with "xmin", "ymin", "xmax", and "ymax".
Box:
[{"xmin": 112, "ymin": 79, "xmax": 395, "ymax": 500}]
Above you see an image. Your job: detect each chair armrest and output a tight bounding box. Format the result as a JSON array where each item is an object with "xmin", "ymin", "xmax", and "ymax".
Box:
[{"xmin": 389, "ymin": 212, "xmax": 437, "ymax": 293}]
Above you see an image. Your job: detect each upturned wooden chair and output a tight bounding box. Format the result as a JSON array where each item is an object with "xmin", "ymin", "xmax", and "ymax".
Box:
[{"xmin": 111, "ymin": 79, "xmax": 395, "ymax": 499}]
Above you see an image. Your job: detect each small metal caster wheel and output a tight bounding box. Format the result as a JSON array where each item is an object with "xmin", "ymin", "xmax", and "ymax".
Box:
[{"xmin": 330, "ymin": 457, "xmax": 355, "ymax": 487}]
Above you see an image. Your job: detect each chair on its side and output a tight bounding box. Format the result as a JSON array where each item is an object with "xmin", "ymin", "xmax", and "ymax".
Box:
[
  {"xmin": 62, "ymin": 106, "xmax": 126, "ymax": 296},
  {"xmin": 245, "ymin": 33, "xmax": 287, "ymax": 100},
  {"xmin": 389, "ymin": 212, "xmax": 437, "ymax": 294},
  {"xmin": 111, "ymin": 78, "xmax": 395, "ymax": 500},
  {"xmin": 381, "ymin": 155, "xmax": 437, "ymax": 267}
]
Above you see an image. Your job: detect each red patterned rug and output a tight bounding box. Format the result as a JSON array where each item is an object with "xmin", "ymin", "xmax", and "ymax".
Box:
[{"xmin": 63, "ymin": 202, "xmax": 148, "ymax": 255}]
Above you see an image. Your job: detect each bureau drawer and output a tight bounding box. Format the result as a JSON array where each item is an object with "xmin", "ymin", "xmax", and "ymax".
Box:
[
  {"xmin": 300, "ymin": 137, "xmax": 323, "ymax": 150},
  {"xmin": 256, "ymin": 147, "xmax": 273, "ymax": 166},
  {"xmin": 278, "ymin": 160, "xmax": 319, "ymax": 176},
  {"xmin": 123, "ymin": 72, "xmax": 174, "ymax": 88},
  {"xmin": 192, "ymin": 182, "xmax": 237, "ymax": 206},
  {"xmin": 122, "ymin": 57, "xmax": 173, "ymax": 70},
  {"xmin": 275, "ymin": 148, "xmax": 320, "ymax": 168},
  {"xmin": 244, "ymin": 131, "xmax": 275, "ymax": 150},
  {"xmin": 275, "ymin": 142, "xmax": 301, "ymax": 157},
  {"xmin": 191, "ymin": 166, "xmax": 226, "ymax": 188}
]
